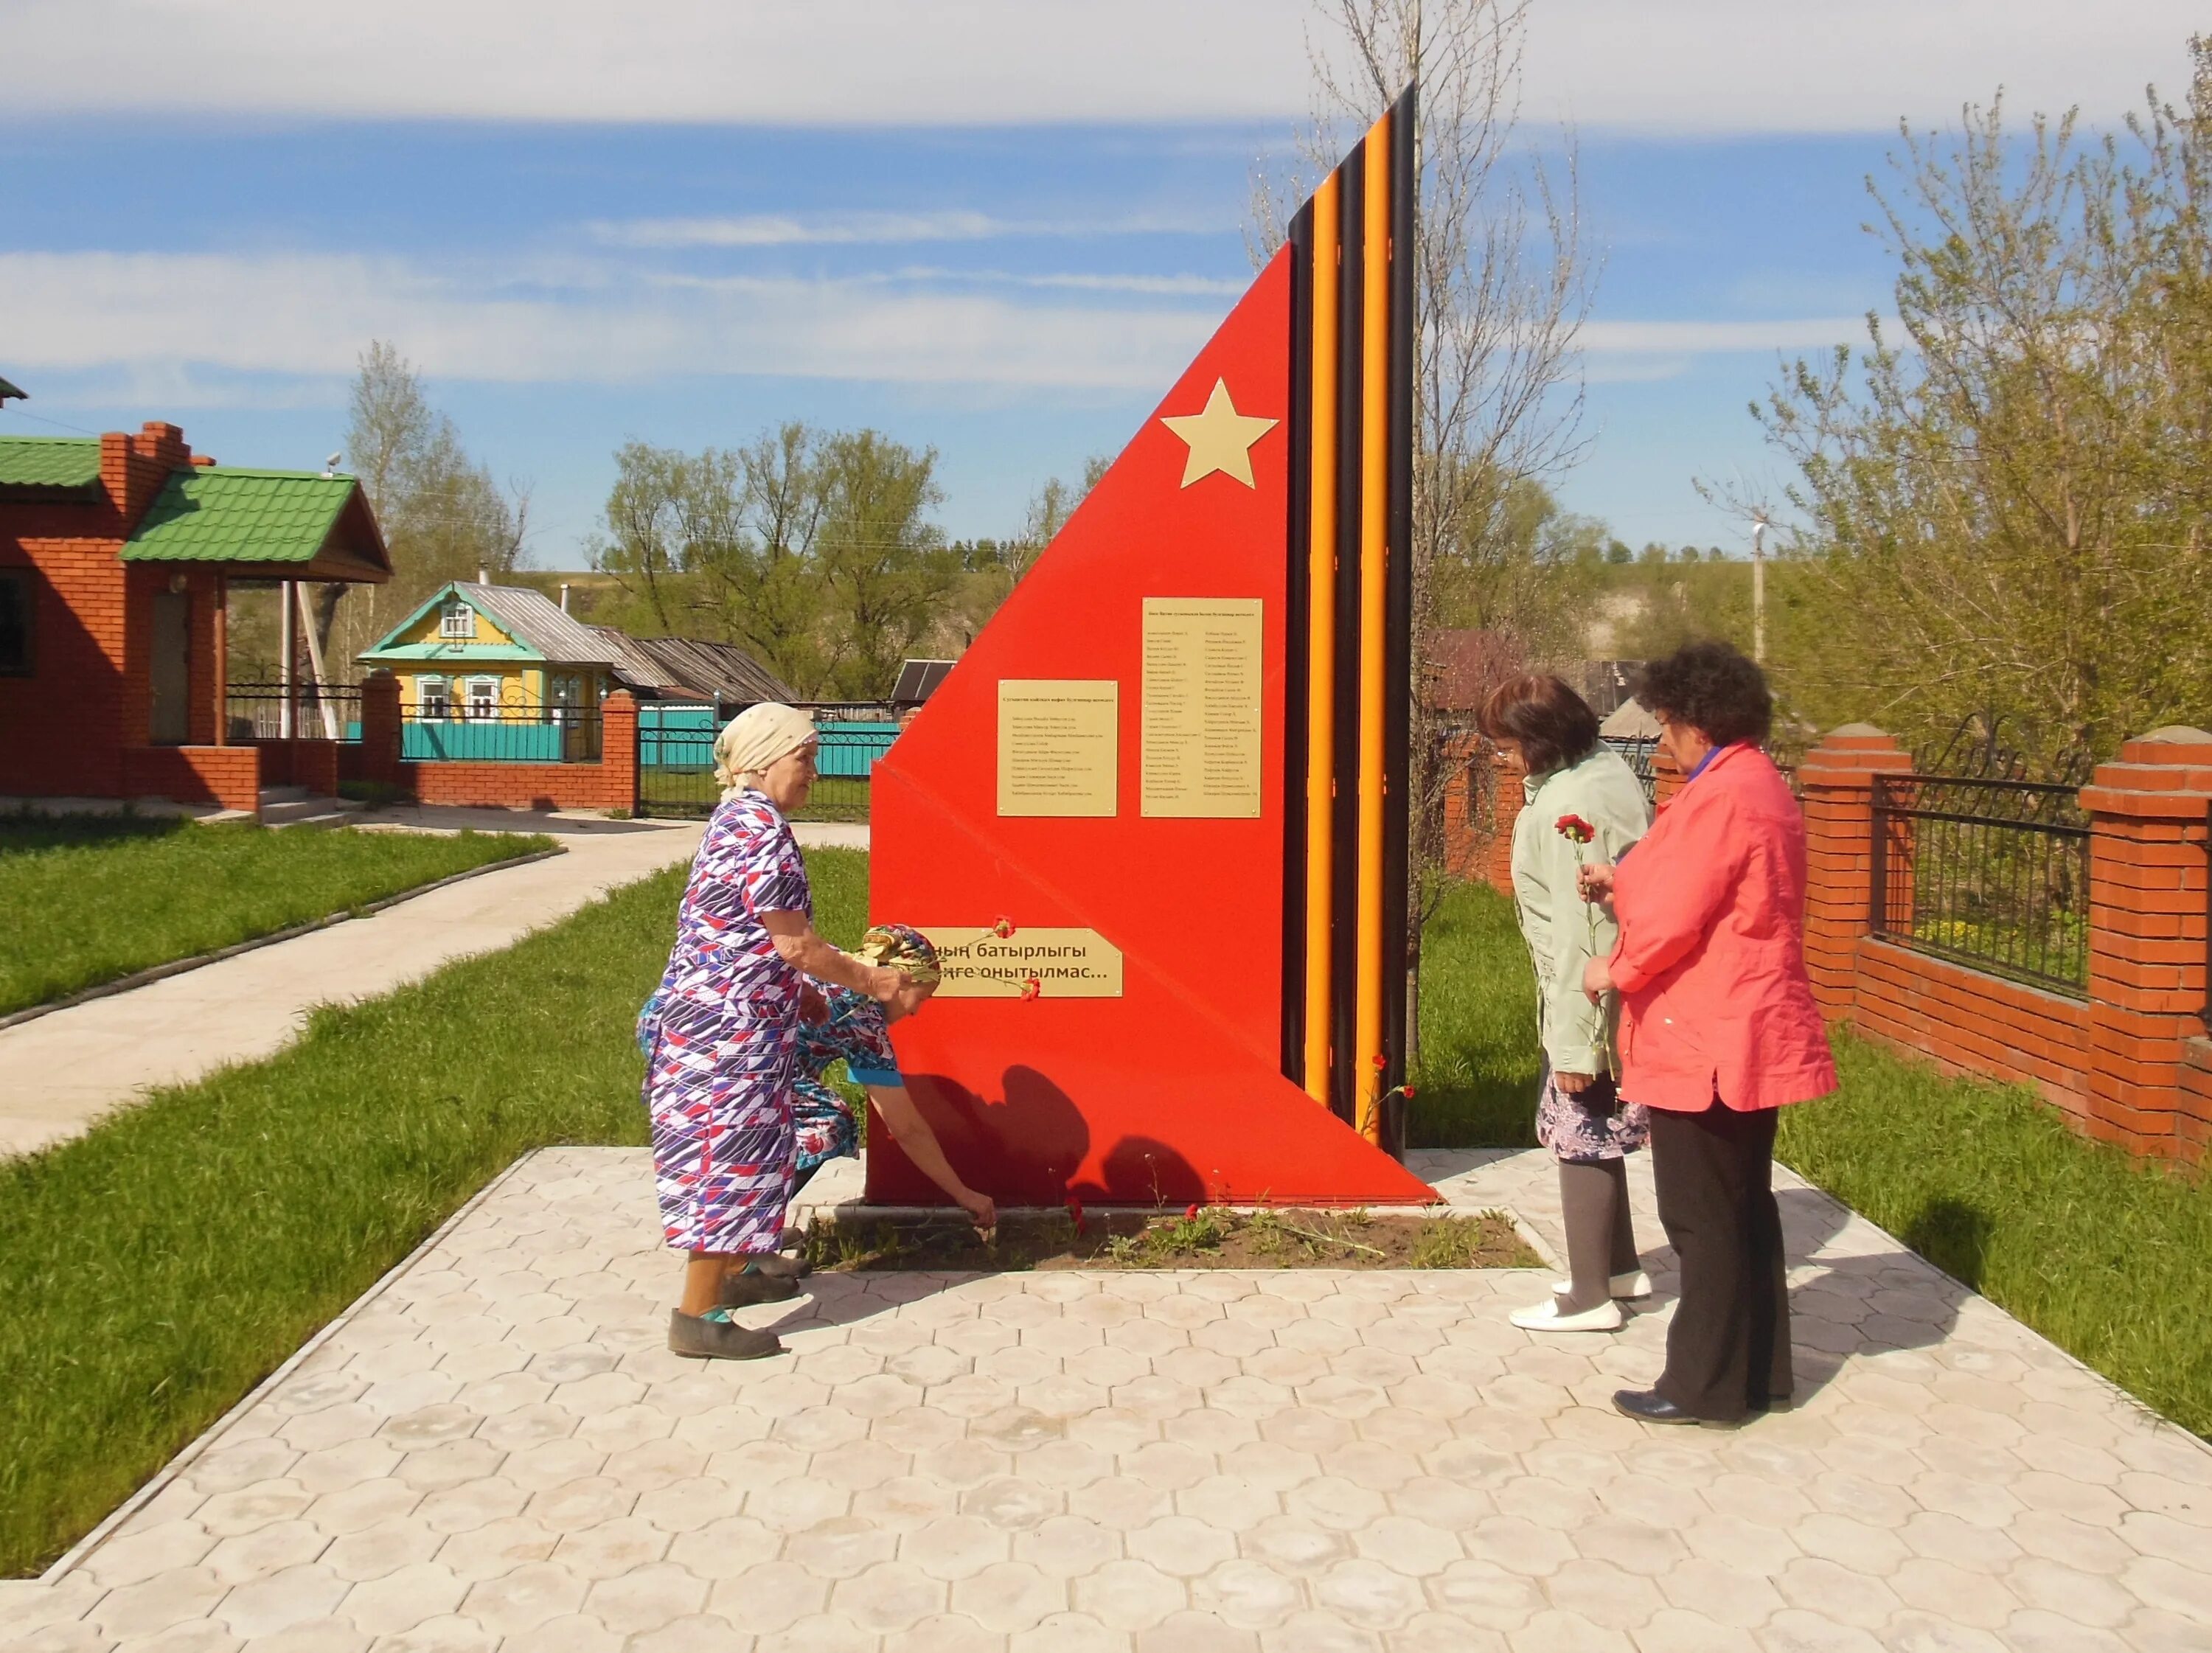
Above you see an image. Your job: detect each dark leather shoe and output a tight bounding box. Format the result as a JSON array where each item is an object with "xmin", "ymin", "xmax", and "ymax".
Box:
[
  {"xmin": 751, "ymin": 1250, "xmax": 812, "ymax": 1280},
  {"xmin": 717, "ymin": 1265, "xmax": 800, "ymax": 1307},
  {"xmin": 1613, "ymin": 1388, "xmax": 1701, "ymax": 1425},
  {"xmin": 669, "ymin": 1309, "xmax": 782, "ymax": 1360}
]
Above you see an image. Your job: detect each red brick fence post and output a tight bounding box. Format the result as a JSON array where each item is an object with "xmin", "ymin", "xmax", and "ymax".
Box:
[
  {"xmin": 602, "ymin": 690, "xmax": 640, "ymax": 816},
  {"xmin": 357, "ymin": 671, "xmax": 403, "ymax": 790},
  {"xmin": 1797, "ymin": 725, "xmax": 1915, "ymax": 1022},
  {"xmin": 2080, "ymin": 727, "xmax": 2212, "ymax": 1159}
]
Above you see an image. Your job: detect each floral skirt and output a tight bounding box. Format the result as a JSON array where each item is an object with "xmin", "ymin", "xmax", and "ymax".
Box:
[
  {"xmin": 791, "ymin": 1077, "xmax": 859, "ymax": 1175},
  {"xmin": 1536, "ymin": 1068, "xmax": 1650, "ymax": 1163}
]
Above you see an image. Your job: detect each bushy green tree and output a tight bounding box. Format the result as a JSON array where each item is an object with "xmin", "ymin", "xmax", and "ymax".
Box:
[
  {"xmin": 1760, "ymin": 42, "xmax": 2212, "ymax": 764},
  {"xmin": 591, "ymin": 424, "xmax": 956, "ymax": 700}
]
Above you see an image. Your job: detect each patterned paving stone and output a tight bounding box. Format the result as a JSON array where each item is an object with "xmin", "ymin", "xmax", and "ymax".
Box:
[{"xmin": 14, "ymin": 1146, "xmax": 2211, "ymax": 1650}]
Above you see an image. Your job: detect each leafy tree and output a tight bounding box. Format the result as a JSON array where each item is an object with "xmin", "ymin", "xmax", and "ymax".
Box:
[
  {"xmin": 231, "ymin": 344, "xmax": 524, "ymax": 684},
  {"xmin": 1604, "ymin": 538, "xmax": 1633, "ymax": 565},
  {"xmin": 591, "ymin": 424, "xmax": 956, "ymax": 699},
  {"xmin": 1759, "ymin": 43, "xmax": 2212, "ymax": 764},
  {"xmin": 942, "ymin": 456, "xmax": 1110, "ymax": 648}
]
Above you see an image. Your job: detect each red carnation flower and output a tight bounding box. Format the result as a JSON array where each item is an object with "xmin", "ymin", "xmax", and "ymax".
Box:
[
  {"xmin": 1184, "ymin": 1203, "xmax": 1200, "ymax": 1221},
  {"xmin": 1066, "ymin": 1196, "xmax": 1086, "ymax": 1234},
  {"xmin": 1555, "ymin": 813, "xmax": 1596, "ymax": 845}
]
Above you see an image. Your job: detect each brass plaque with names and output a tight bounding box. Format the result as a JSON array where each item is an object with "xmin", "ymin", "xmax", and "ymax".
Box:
[
  {"xmin": 1141, "ymin": 596, "xmax": 1262, "ymax": 818},
  {"xmin": 996, "ymin": 679, "xmax": 1119, "ymax": 817}
]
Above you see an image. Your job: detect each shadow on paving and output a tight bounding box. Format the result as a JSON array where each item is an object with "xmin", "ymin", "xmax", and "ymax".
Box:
[{"xmin": 1608, "ymin": 1184, "xmax": 1963, "ymax": 1408}]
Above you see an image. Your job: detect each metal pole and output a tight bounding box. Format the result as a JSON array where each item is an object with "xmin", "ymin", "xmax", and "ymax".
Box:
[
  {"xmin": 279, "ymin": 580, "xmax": 296, "ymax": 740},
  {"xmin": 1751, "ymin": 518, "xmax": 1768, "ymax": 664}
]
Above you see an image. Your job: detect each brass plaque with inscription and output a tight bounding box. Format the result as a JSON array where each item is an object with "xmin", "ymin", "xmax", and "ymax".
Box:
[
  {"xmin": 1141, "ymin": 596, "xmax": 1262, "ymax": 818},
  {"xmin": 922, "ymin": 927, "xmax": 1125, "ymax": 998},
  {"xmin": 997, "ymin": 679, "xmax": 1119, "ymax": 817}
]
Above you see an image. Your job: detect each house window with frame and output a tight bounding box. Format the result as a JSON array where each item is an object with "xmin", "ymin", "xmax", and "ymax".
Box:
[
  {"xmin": 467, "ymin": 678, "xmax": 501, "ymax": 721},
  {"xmin": 417, "ymin": 675, "xmax": 451, "ymax": 720},
  {"xmin": 0, "ymin": 570, "xmax": 30, "ymax": 677},
  {"xmin": 549, "ymin": 672, "xmax": 577, "ymax": 725},
  {"xmin": 439, "ymin": 600, "xmax": 474, "ymax": 640}
]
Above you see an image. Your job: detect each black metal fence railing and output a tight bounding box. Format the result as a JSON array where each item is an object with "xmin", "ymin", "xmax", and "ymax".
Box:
[
  {"xmin": 1605, "ymin": 736, "xmax": 1658, "ymax": 807},
  {"xmin": 226, "ymin": 682, "xmax": 362, "ymax": 743},
  {"xmin": 1871, "ymin": 773, "xmax": 2091, "ymax": 997},
  {"xmin": 637, "ymin": 706, "xmax": 892, "ymax": 821},
  {"xmin": 397, "ymin": 699, "xmax": 603, "ymax": 763}
]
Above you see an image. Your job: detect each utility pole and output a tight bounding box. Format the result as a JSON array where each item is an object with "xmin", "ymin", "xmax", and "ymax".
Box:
[{"xmin": 1750, "ymin": 515, "xmax": 1769, "ymax": 664}]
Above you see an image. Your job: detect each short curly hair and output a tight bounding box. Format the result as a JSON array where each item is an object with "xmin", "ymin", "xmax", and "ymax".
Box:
[{"xmin": 1635, "ymin": 641, "xmax": 1773, "ymax": 748}]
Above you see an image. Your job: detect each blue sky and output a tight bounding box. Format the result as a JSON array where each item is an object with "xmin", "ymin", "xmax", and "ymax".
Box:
[{"xmin": 1, "ymin": 1, "xmax": 2195, "ymax": 566}]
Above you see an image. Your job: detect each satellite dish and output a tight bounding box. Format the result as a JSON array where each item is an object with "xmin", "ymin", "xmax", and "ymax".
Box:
[{"xmin": 321, "ymin": 452, "xmax": 342, "ymax": 478}]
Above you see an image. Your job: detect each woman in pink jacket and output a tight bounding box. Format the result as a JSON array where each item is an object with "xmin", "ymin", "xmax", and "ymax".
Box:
[{"xmin": 1580, "ymin": 642, "xmax": 1836, "ymax": 1425}]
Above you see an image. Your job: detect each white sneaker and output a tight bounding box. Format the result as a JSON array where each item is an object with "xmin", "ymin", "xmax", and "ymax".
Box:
[
  {"xmin": 1511, "ymin": 1297, "xmax": 1624, "ymax": 1333},
  {"xmin": 1551, "ymin": 1269, "xmax": 1652, "ymax": 1300}
]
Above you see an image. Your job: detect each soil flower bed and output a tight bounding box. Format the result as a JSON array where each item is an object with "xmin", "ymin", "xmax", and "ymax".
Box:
[{"xmin": 801, "ymin": 1205, "xmax": 1540, "ymax": 1272}]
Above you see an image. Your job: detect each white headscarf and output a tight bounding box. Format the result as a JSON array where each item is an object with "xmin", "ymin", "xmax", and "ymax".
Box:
[{"xmin": 714, "ymin": 703, "xmax": 817, "ymax": 801}]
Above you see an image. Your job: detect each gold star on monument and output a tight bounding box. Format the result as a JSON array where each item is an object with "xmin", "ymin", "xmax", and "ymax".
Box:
[{"xmin": 1161, "ymin": 378, "xmax": 1279, "ymax": 489}]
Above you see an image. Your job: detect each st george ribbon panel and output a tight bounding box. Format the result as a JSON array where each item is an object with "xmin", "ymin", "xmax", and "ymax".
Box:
[{"xmin": 870, "ymin": 88, "xmax": 1428, "ymax": 1206}]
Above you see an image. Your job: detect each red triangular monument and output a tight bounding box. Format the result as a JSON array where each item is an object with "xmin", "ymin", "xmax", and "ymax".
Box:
[{"xmin": 872, "ymin": 90, "xmax": 1433, "ymax": 1206}]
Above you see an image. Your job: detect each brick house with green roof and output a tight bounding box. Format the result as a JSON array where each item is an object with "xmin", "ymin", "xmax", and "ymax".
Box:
[{"xmin": 0, "ymin": 420, "xmax": 390, "ymax": 810}]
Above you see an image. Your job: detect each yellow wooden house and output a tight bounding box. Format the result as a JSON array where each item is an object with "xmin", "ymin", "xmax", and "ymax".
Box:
[{"xmin": 358, "ymin": 580, "xmax": 622, "ymax": 759}]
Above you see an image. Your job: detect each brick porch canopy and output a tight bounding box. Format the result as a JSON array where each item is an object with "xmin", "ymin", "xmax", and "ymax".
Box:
[{"xmin": 0, "ymin": 421, "xmax": 390, "ymax": 810}]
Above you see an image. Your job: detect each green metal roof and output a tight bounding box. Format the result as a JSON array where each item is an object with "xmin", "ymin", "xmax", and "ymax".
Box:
[
  {"xmin": 0, "ymin": 435, "xmax": 101, "ymax": 490},
  {"xmin": 121, "ymin": 467, "xmax": 354, "ymax": 565}
]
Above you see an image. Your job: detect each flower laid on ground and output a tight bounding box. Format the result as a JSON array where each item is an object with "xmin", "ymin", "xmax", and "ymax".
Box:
[
  {"xmin": 1066, "ymin": 1196, "xmax": 1086, "ymax": 1234},
  {"xmin": 1184, "ymin": 1203, "xmax": 1200, "ymax": 1221}
]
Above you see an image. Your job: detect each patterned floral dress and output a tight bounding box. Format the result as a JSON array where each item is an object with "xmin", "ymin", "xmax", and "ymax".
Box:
[
  {"xmin": 789, "ymin": 987, "xmax": 906, "ymax": 1185},
  {"xmin": 639, "ymin": 790, "xmax": 812, "ymax": 1255}
]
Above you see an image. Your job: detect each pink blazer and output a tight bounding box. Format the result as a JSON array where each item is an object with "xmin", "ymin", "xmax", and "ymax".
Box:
[{"xmin": 1609, "ymin": 744, "xmax": 1837, "ymax": 1113}]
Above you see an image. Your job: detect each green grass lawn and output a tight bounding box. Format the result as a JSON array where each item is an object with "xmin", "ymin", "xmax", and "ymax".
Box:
[
  {"xmin": 0, "ymin": 815, "xmax": 559, "ymax": 1016},
  {"xmin": 1413, "ymin": 878, "xmax": 2212, "ymax": 1438},
  {"xmin": 0, "ymin": 846, "xmax": 868, "ymax": 1576},
  {"xmin": 1408, "ymin": 880, "xmax": 1542, "ymax": 1149}
]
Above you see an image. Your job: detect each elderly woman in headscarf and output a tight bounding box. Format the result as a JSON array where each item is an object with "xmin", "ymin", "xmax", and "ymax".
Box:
[
  {"xmin": 639, "ymin": 703, "xmax": 908, "ymax": 1361},
  {"xmin": 789, "ymin": 922, "xmax": 995, "ymax": 1231}
]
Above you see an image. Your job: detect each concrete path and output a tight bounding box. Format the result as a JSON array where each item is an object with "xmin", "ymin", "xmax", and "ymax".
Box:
[
  {"xmin": 0, "ymin": 812, "xmax": 704, "ymax": 1159},
  {"xmin": 9, "ymin": 1146, "xmax": 2205, "ymax": 1652}
]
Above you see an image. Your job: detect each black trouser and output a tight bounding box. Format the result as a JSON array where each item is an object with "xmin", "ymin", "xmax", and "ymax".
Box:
[{"xmin": 1649, "ymin": 1099, "xmax": 1792, "ymax": 1421}]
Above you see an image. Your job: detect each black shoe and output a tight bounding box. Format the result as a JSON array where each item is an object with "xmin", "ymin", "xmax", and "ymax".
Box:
[
  {"xmin": 669, "ymin": 1309, "xmax": 782, "ymax": 1360},
  {"xmin": 751, "ymin": 1250, "xmax": 812, "ymax": 1280},
  {"xmin": 717, "ymin": 1264, "xmax": 800, "ymax": 1307},
  {"xmin": 1612, "ymin": 1388, "xmax": 1702, "ymax": 1426}
]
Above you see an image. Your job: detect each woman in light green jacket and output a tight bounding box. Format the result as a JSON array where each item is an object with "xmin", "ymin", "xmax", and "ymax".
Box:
[{"xmin": 1482, "ymin": 675, "xmax": 1654, "ymax": 1332}]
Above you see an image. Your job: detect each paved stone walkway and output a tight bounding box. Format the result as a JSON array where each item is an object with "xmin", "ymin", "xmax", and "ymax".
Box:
[
  {"xmin": 5, "ymin": 1146, "xmax": 2208, "ymax": 1652},
  {"xmin": 0, "ymin": 812, "xmax": 870, "ymax": 1156},
  {"xmin": 0, "ymin": 812, "xmax": 715, "ymax": 1158}
]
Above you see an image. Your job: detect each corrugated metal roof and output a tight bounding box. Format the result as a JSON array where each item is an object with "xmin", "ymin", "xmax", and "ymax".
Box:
[
  {"xmin": 0, "ymin": 435, "xmax": 102, "ymax": 491},
  {"xmin": 591, "ymin": 625, "xmax": 696, "ymax": 695},
  {"xmin": 122, "ymin": 468, "xmax": 352, "ymax": 564},
  {"xmin": 456, "ymin": 582, "xmax": 623, "ymax": 666},
  {"xmin": 630, "ymin": 635, "xmax": 798, "ymax": 704}
]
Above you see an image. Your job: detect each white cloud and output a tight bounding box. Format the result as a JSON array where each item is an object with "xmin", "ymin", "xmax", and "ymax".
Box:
[
  {"xmin": 0, "ymin": 0, "xmax": 2197, "ymax": 133},
  {"xmin": 0, "ymin": 251, "xmax": 1222, "ymax": 392},
  {"xmin": 1582, "ymin": 318, "xmax": 1875, "ymax": 355},
  {"xmin": 594, "ymin": 211, "xmax": 1227, "ymax": 248}
]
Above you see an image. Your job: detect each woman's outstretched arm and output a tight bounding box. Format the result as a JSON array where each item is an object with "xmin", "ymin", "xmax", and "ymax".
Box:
[
  {"xmin": 868, "ymin": 1085, "xmax": 996, "ymax": 1231},
  {"xmin": 760, "ymin": 911, "xmax": 902, "ymax": 1001}
]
